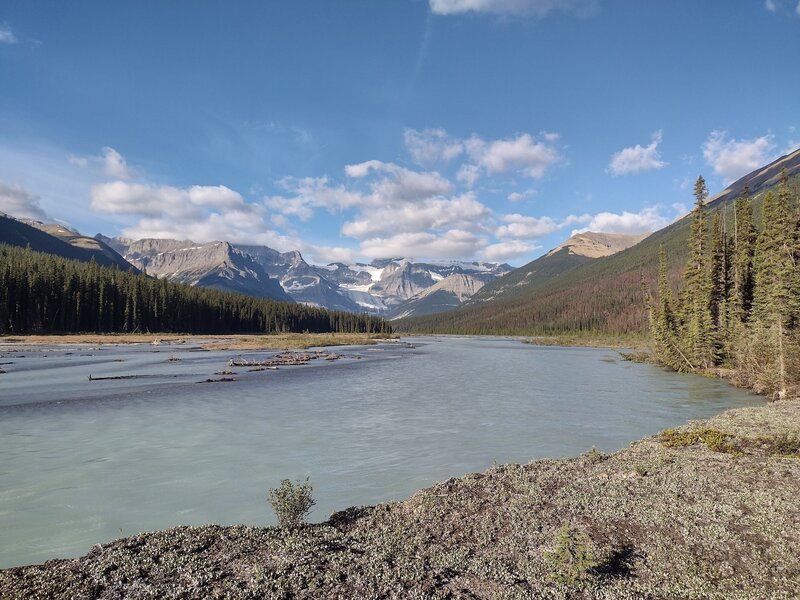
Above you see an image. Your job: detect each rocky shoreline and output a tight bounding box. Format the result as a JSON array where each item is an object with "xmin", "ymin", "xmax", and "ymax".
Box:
[{"xmin": 1, "ymin": 401, "xmax": 798, "ymax": 599}]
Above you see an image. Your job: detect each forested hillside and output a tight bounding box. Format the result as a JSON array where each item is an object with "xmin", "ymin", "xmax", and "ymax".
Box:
[
  {"xmin": 0, "ymin": 244, "xmax": 389, "ymax": 335},
  {"xmin": 0, "ymin": 214, "xmax": 135, "ymax": 271},
  {"xmin": 398, "ymin": 149, "xmax": 800, "ymax": 336},
  {"xmin": 650, "ymin": 172, "xmax": 800, "ymax": 398}
]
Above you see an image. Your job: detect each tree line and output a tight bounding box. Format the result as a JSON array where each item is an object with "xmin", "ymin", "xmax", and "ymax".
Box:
[
  {"xmin": 647, "ymin": 170, "xmax": 799, "ymax": 398},
  {"xmin": 0, "ymin": 244, "xmax": 390, "ymax": 335}
]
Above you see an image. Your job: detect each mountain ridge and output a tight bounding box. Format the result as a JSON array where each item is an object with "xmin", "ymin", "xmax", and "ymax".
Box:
[{"xmin": 400, "ymin": 148, "xmax": 800, "ymax": 335}]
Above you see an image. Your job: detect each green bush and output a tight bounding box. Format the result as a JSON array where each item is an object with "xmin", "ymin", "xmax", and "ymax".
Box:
[
  {"xmin": 660, "ymin": 427, "xmax": 738, "ymax": 453},
  {"xmin": 544, "ymin": 524, "xmax": 599, "ymax": 585},
  {"xmin": 267, "ymin": 478, "xmax": 316, "ymax": 528}
]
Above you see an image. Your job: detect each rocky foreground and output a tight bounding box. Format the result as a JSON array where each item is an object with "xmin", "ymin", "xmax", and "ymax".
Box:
[{"xmin": 2, "ymin": 402, "xmax": 799, "ymax": 599}]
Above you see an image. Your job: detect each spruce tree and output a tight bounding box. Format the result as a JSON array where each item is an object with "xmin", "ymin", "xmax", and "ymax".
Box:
[
  {"xmin": 732, "ymin": 186, "xmax": 756, "ymax": 324},
  {"xmin": 649, "ymin": 246, "xmax": 690, "ymax": 370},
  {"xmin": 710, "ymin": 211, "xmax": 732, "ymax": 361},
  {"xmin": 751, "ymin": 172, "xmax": 800, "ymax": 398},
  {"xmin": 681, "ymin": 176, "xmax": 715, "ymax": 369}
]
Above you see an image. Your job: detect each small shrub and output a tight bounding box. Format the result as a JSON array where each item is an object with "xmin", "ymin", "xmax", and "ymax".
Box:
[
  {"xmin": 267, "ymin": 477, "xmax": 316, "ymax": 528},
  {"xmin": 582, "ymin": 446, "xmax": 608, "ymax": 464},
  {"xmin": 660, "ymin": 428, "xmax": 738, "ymax": 453},
  {"xmin": 756, "ymin": 432, "xmax": 800, "ymax": 457},
  {"xmin": 544, "ymin": 524, "xmax": 599, "ymax": 585}
]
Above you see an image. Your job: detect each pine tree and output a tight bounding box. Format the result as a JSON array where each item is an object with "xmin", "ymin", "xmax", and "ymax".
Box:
[
  {"xmin": 751, "ymin": 172, "xmax": 800, "ymax": 398},
  {"xmin": 732, "ymin": 186, "xmax": 756, "ymax": 325},
  {"xmin": 649, "ymin": 246, "xmax": 690, "ymax": 370},
  {"xmin": 681, "ymin": 176, "xmax": 715, "ymax": 369},
  {"xmin": 710, "ymin": 210, "xmax": 735, "ymax": 361}
]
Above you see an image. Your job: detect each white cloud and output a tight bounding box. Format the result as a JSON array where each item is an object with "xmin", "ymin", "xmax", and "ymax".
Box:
[
  {"xmin": 360, "ymin": 230, "xmax": 482, "ymax": 260},
  {"xmin": 99, "ymin": 147, "xmax": 134, "ymax": 179},
  {"xmin": 429, "ymin": 0, "xmax": 596, "ymax": 17},
  {"xmin": 765, "ymin": 0, "xmax": 777, "ymax": 11},
  {"xmin": 496, "ymin": 212, "xmax": 590, "ymax": 239},
  {"xmin": 507, "ymin": 188, "xmax": 536, "ymax": 202},
  {"xmin": 481, "ymin": 239, "xmax": 538, "ymax": 261},
  {"xmin": 608, "ymin": 131, "xmax": 667, "ymax": 176},
  {"xmin": 265, "ymin": 176, "xmax": 364, "ymax": 220},
  {"xmin": 68, "ymin": 146, "xmax": 135, "ymax": 180},
  {"xmin": 90, "ymin": 180, "xmax": 354, "ymax": 264},
  {"xmin": 403, "ymin": 128, "xmax": 562, "ymax": 185},
  {"xmin": 796, "ymin": 1, "xmax": 800, "ymax": 16},
  {"xmin": 0, "ymin": 181, "xmax": 48, "ymax": 220},
  {"xmin": 0, "ymin": 24, "xmax": 17, "ymax": 44},
  {"xmin": 342, "ymin": 192, "xmax": 489, "ymax": 239},
  {"xmin": 575, "ymin": 207, "xmax": 669, "ymax": 235},
  {"xmin": 702, "ymin": 130, "xmax": 776, "ymax": 183},
  {"xmin": 404, "ymin": 128, "xmax": 464, "ymax": 166},
  {"xmin": 456, "ymin": 164, "xmax": 481, "ymax": 186},
  {"xmin": 466, "ymin": 133, "xmax": 561, "ymax": 180}
]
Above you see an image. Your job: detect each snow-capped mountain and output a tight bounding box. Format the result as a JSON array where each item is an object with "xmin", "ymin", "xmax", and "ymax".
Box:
[
  {"xmin": 101, "ymin": 237, "xmax": 292, "ymax": 302},
  {"xmin": 99, "ymin": 236, "xmax": 512, "ymax": 315}
]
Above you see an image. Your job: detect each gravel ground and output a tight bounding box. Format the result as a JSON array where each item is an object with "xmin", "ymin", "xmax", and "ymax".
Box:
[{"xmin": 2, "ymin": 401, "xmax": 798, "ymax": 599}]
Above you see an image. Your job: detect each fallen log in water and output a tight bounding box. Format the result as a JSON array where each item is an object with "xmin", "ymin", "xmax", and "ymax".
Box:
[{"xmin": 88, "ymin": 374, "xmax": 140, "ymax": 381}]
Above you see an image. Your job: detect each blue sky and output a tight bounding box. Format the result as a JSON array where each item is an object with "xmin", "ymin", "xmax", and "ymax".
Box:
[{"xmin": 1, "ymin": 1, "xmax": 799, "ymax": 265}]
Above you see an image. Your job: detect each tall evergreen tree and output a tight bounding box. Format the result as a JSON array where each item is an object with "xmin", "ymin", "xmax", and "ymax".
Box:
[
  {"xmin": 732, "ymin": 186, "xmax": 756, "ymax": 324},
  {"xmin": 649, "ymin": 246, "xmax": 691, "ymax": 370},
  {"xmin": 751, "ymin": 173, "xmax": 800, "ymax": 398},
  {"xmin": 681, "ymin": 176, "xmax": 715, "ymax": 368},
  {"xmin": 710, "ymin": 211, "xmax": 732, "ymax": 361}
]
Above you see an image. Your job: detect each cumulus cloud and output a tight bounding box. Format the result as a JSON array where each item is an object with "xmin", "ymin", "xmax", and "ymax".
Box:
[
  {"xmin": 465, "ymin": 133, "xmax": 562, "ymax": 180},
  {"xmin": 507, "ymin": 188, "xmax": 536, "ymax": 202},
  {"xmin": 265, "ymin": 176, "xmax": 364, "ymax": 220},
  {"xmin": 360, "ymin": 230, "xmax": 482, "ymax": 260},
  {"xmin": 608, "ymin": 131, "xmax": 667, "ymax": 176},
  {"xmin": 0, "ymin": 24, "xmax": 17, "ymax": 44},
  {"xmin": 575, "ymin": 206, "xmax": 669, "ymax": 235},
  {"xmin": 765, "ymin": 0, "xmax": 777, "ymax": 10},
  {"xmin": 343, "ymin": 193, "xmax": 489, "ymax": 239},
  {"xmin": 348, "ymin": 161, "xmax": 454, "ymax": 200},
  {"xmin": 429, "ymin": 0, "xmax": 596, "ymax": 18},
  {"xmin": 404, "ymin": 128, "xmax": 464, "ymax": 166},
  {"xmin": 481, "ymin": 239, "xmax": 539, "ymax": 261},
  {"xmin": 496, "ymin": 212, "xmax": 589, "ymax": 239},
  {"xmin": 703, "ymin": 130, "xmax": 776, "ymax": 183},
  {"xmin": 0, "ymin": 181, "xmax": 48, "ymax": 220},
  {"xmin": 403, "ymin": 128, "xmax": 562, "ymax": 185},
  {"xmin": 69, "ymin": 147, "xmax": 135, "ymax": 180},
  {"xmin": 89, "ymin": 180, "xmax": 355, "ymax": 264}
]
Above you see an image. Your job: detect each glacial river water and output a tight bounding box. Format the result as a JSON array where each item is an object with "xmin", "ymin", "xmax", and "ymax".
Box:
[{"xmin": 0, "ymin": 336, "xmax": 760, "ymax": 568}]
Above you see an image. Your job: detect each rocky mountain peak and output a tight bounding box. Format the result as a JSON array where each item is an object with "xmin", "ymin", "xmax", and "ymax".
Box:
[{"xmin": 547, "ymin": 231, "xmax": 651, "ymax": 258}]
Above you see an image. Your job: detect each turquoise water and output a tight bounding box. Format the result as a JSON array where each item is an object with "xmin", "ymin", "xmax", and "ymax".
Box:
[{"xmin": 0, "ymin": 336, "xmax": 759, "ymax": 568}]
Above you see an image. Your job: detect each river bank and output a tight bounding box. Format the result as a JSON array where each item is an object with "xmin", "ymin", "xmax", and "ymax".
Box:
[
  {"xmin": 0, "ymin": 332, "xmax": 398, "ymax": 351},
  {"xmin": 2, "ymin": 397, "xmax": 797, "ymax": 599}
]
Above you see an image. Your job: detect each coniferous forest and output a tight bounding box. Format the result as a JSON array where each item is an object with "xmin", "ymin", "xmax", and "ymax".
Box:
[
  {"xmin": 648, "ymin": 170, "xmax": 800, "ymax": 398},
  {"xmin": 0, "ymin": 244, "xmax": 390, "ymax": 335}
]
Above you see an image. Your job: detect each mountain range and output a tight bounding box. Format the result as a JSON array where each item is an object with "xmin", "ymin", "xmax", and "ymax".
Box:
[
  {"xmin": 5, "ymin": 148, "xmax": 796, "ymax": 328},
  {"xmin": 0, "ymin": 215, "xmax": 513, "ymax": 316}
]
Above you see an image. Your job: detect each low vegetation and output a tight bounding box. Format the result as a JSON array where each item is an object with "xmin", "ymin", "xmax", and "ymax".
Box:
[
  {"xmin": 2, "ymin": 401, "xmax": 798, "ymax": 598},
  {"xmin": 267, "ymin": 479, "xmax": 316, "ymax": 529}
]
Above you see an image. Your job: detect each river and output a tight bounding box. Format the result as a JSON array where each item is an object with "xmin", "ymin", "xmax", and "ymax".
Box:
[{"xmin": 0, "ymin": 336, "xmax": 759, "ymax": 568}]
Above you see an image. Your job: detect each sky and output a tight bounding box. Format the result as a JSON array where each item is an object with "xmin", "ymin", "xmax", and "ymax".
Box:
[{"xmin": 1, "ymin": 1, "xmax": 799, "ymax": 266}]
